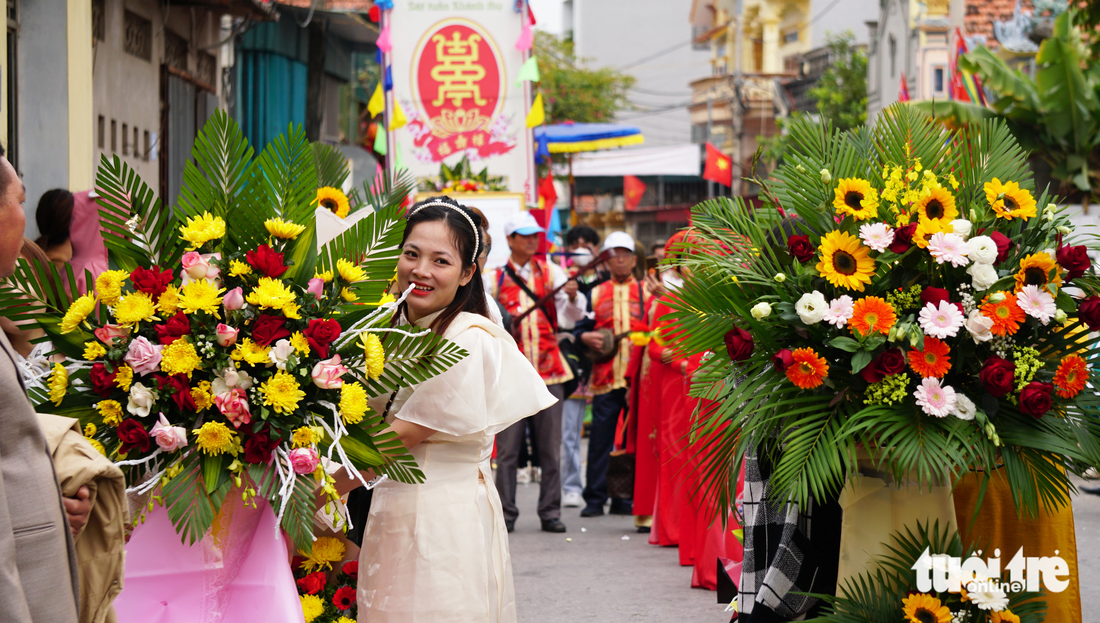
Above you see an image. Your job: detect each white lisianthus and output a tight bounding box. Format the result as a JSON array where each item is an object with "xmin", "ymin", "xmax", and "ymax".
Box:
[
  {"xmin": 1055, "ymin": 308, "xmax": 1068, "ymax": 323},
  {"xmin": 774, "ymin": 273, "xmax": 787, "ymax": 283},
  {"xmin": 950, "ymin": 219, "xmax": 973, "ymax": 239},
  {"xmin": 964, "ymin": 310, "xmax": 994, "ymax": 344},
  {"xmin": 750, "ymin": 302, "xmax": 772, "ymax": 320},
  {"xmin": 953, "ymin": 394, "xmax": 976, "ymax": 421},
  {"xmin": 967, "ymin": 262, "xmax": 999, "ymax": 291},
  {"xmin": 268, "ymin": 339, "xmax": 296, "ymax": 371},
  {"xmin": 795, "ymin": 291, "xmax": 828, "ymax": 325},
  {"xmin": 966, "ymin": 235, "xmax": 998, "ymax": 265}
]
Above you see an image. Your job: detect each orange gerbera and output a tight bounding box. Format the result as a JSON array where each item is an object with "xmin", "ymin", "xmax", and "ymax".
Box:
[
  {"xmin": 908, "ymin": 337, "xmax": 951, "ymax": 378},
  {"xmin": 1054, "ymin": 354, "xmax": 1088, "ymax": 399},
  {"xmin": 787, "ymin": 347, "xmax": 829, "ymax": 389},
  {"xmin": 849, "ymin": 297, "xmax": 897, "ymax": 336},
  {"xmin": 981, "ymin": 292, "xmax": 1026, "ymax": 336}
]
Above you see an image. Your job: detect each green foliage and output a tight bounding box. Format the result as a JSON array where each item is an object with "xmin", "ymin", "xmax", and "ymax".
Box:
[
  {"xmin": 417, "ymin": 155, "xmax": 507, "ymax": 193},
  {"xmin": 533, "ymin": 31, "xmax": 635, "ymax": 125}
]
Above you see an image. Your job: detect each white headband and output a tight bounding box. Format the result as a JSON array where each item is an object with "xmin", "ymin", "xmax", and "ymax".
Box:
[{"xmin": 409, "ymin": 200, "xmax": 481, "ymax": 264}]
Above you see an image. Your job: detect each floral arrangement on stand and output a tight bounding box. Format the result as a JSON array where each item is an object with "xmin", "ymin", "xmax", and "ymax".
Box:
[
  {"xmin": 293, "ymin": 537, "xmax": 358, "ymax": 623},
  {"xmin": 0, "ymin": 112, "xmax": 467, "ymax": 550},
  {"xmin": 667, "ymin": 105, "xmax": 1100, "ymax": 621},
  {"xmin": 417, "ymin": 155, "xmax": 506, "ymax": 194}
]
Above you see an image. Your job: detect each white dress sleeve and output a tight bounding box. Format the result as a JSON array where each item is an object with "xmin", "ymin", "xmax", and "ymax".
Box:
[{"xmin": 393, "ymin": 314, "xmax": 556, "ymax": 437}]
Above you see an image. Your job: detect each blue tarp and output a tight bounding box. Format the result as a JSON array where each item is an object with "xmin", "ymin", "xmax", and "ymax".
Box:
[{"xmin": 238, "ymin": 51, "xmax": 308, "ymax": 150}]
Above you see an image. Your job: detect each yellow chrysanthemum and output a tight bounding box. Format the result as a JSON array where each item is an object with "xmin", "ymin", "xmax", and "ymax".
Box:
[
  {"xmin": 87, "ymin": 438, "xmax": 107, "ymax": 457},
  {"xmin": 115, "ymin": 364, "xmax": 134, "ymax": 391},
  {"xmin": 94, "ymin": 270, "xmax": 130, "ymax": 307},
  {"xmin": 282, "ymin": 302, "xmax": 302, "ymax": 320},
  {"xmin": 193, "ymin": 421, "xmax": 236, "ymax": 455},
  {"xmin": 913, "ymin": 218, "xmax": 952, "ymax": 249},
  {"xmin": 289, "ymin": 331, "xmax": 310, "ymax": 355},
  {"xmin": 298, "ymin": 536, "xmax": 346, "ymax": 572},
  {"xmin": 340, "ymin": 382, "xmax": 368, "ymax": 425},
  {"xmin": 246, "ymin": 277, "xmax": 297, "ymax": 311},
  {"xmin": 377, "ymin": 292, "xmax": 396, "ymax": 306},
  {"xmin": 291, "ymin": 426, "xmax": 323, "ymax": 448},
  {"xmin": 192, "ymin": 380, "xmax": 214, "ymax": 411},
  {"xmin": 228, "ymin": 259, "xmax": 252, "ymax": 277},
  {"xmin": 60, "ymin": 293, "xmax": 97, "ymax": 334},
  {"xmin": 336, "ymin": 618, "xmax": 356, "ymax": 623},
  {"xmin": 98, "ymin": 400, "xmax": 123, "ymax": 426},
  {"xmin": 985, "ymin": 178, "xmax": 1037, "ymax": 220},
  {"xmin": 158, "ymin": 285, "xmax": 181, "ymax": 314},
  {"xmin": 179, "ymin": 211, "xmax": 227, "ymax": 250},
  {"xmin": 832, "ymin": 178, "xmax": 880, "ymax": 220},
  {"xmin": 48, "ymin": 363, "xmax": 68, "ymax": 406},
  {"xmin": 114, "ymin": 292, "xmax": 158, "ymax": 325},
  {"xmin": 1014, "ymin": 252, "xmax": 1062, "ymax": 293},
  {"xmin": 816, "ymin": 231, "xmax": 875, "ymax": 291},
  {"xmin": 336, "ymin": 258, "xmax": 366, "ymax": 283},
  {"xmin": 178, "ymin": 280, "xmax": 225, "ymax": 317},
  {"xmin": 340, "ymin": 287, "xmax": 358, "ymax": 302},
  {"xmin": 259, "ymin": 370, "xmax": 305, "ymax": 414},
  {"xmin": 361, "ymin": 333, "xmax": 385, "ymax": 380},
  {"xmin": 84, "ymin": 422, "xmax": 97, "ymax": 437},
  {"xmin": 264, "ymin": 217, "xmax": 306, "ymax": 240},
  {"xmin": 230, "ymin": 338, "xmax": 271, "ymax": 366},
  {"xmin": 300, "ymin": 595, "xmax": 324, "ymax": 623},
  {"xmin": 315, "ymin": 269, "xmax": 334, "ymax": 283},
  {"xmin": 83, "ymin": 341, "xmax": 107, "ymax": 360},
  {"xmin": 161, "ymin": 339, "xmax": 202, "ymax": 377},
  {"xmin": 316, "ymin": 187, "xmax": 350, "ymax": 219},
  {"xmin": 914, "ymin": 185, "xmax": 959, "ymax": 224}
]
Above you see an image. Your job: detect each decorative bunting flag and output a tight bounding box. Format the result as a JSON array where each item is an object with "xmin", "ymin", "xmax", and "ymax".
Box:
[
  {"xmin": 377, "ymin": 23, "xmax": 392, "ymax": 53},
  {"xmin": 368, "ymin": 5, "xmax": 379, "ymax": 22},
  {"xmin": 373, "ymin": 0, "xmax": 392, "ymax": 9},
  {"xmin": 373, "ymin": 126, "xmax": 387, "ymax": 155},
  {"xmin": 516, "ymin": 56, "xmax": 540, "ymax": 86},
  {"xmin": 623, "ymin": 175, "xmax": 646, "ymax": 210},
  {"xmin": 367, "ymin": 83, "xmax": 385, "ymax": 118},
  {"xmin": 370, "ymin": 163, "xmax": 384, "ymax": 194},
  {"xmin": 388, "ymin": 98, "xmax": 407, "ymax": 130},
  {"xmin": 702, "ymin": 142, "xmax": 732, "ymax": 187},
  {"xmin": 515, "ymin": 13, "xmax": 533, "ymax": 51},
  {"xmin": 526, "ymin": 93, "xmax": 545, "ymax": 128},
  {"xmin": 375, "ymin": 48, "xmax": 383, "ymax": 64},
  {"xmin": 384, "ymin": 65, "xmax": 393, "ymax": 91},
  {"xmin": 394, "ymin": 138, "xmax": 405, "ymax": 171},
  {"xmin": 898, "ymin": 72, "xmax": 910, "ymax": 102}
]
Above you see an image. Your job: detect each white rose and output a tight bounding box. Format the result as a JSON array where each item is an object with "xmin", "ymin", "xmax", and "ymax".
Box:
[
  {"xmin": 268, "ymin": 339, "xmax": 296, "ymax": 371},
  {"xmin": 964, "ymin": 310, "xmax": 994, "ymax": 344},
  {"xmin": 951, "ymin": 219, "xmax": 972, "ymax": 239},
  {"xmin": 795, "ymin": 291, "xmax": 828, "ymax": 325},
  {"xmin": 953, "ymin": 394, "xmax": 976, "ymax": 421},
  {"xmin": 212, "ymin": 365, "xmax": 253, "ymax": 396},
  {"xmin": 750, "ymin": 302, "xmax": 772, "ymax": 320},
  {"xmin": 126, "ymin": 382, "xmax": 155, "ymax": 418},
  {"xmin": 966, "ymin": 236, "xmax": 998, "ymax": 265},
  {"xmin": 967, "ymin": 262, "xmax": 999, "ymax": 291}
]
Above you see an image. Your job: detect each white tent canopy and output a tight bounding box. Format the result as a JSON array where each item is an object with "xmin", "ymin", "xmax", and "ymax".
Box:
[{"xmin": 566, "ymin": 144, "xmax": 702, "ymax": 177}]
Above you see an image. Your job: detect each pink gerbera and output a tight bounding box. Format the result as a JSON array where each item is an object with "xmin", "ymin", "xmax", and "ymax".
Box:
[
  {"xmin": 927, "ymin": 232, "xmax": 970, "ymax": 267},
  {"xmin": 1016, "ymin": 284, "xmax": 1055, "ymax": 325},
  {"xmin": 823, "ymin": 295, "xmax": 855, "ymax": 328},
  {"xmin": 918, "ymin": 300, "xmax": 965, "ymax": 339},
  {"xmin": 859, "ymin": 222, "xmax": 895, "ymax": 253},
  {"xmin": 914, "ymin": 377, "xmax": 956, "ymax": 418}
]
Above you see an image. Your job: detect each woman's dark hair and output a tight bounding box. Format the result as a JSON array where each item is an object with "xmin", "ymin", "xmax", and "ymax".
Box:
[
  {"xmin": 397, "ymin": 196, "xmax": 489, "ymax": 335},
  {"xmin": 565, "ymin": 225, "xmax": 599, "ymax": 248},
  {"xmin": 34, "ymin": 189, "xmax": 74, "ymax": 249}
]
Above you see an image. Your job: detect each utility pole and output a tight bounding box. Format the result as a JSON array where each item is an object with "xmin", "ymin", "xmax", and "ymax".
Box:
[{"xmin": 733, "ymin": 0, "xmax": 744, "ymax": 198}]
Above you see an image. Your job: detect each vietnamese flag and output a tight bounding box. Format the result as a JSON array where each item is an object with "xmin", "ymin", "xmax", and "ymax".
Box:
[
  {"xmin": 624, "ymin": 175, "xmax": 646, "ymax": 210},
  {"xmin": 898, "ymin": 72, "xmax": 910, "ymax": 102},
  {"xmin": 538, "ymin": 173, "xmax": 558, "ymax": 210},
  {"xmin": 703, "ymin": 142, "xmax": 732, "ymax": 187}
]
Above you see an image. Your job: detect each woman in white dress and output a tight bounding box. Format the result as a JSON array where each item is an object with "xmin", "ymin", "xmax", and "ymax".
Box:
[{"xmin": 336, "ymin": 197, "xmax": 555, "ymax": 622}]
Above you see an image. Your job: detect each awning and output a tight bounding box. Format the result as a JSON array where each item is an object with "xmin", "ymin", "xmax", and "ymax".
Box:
[
  {"xmin": 569, "ymin": 144, "xmax": 701, "ymax": 177},
  {"xmin": 534, "ymin": 123, "xmax": 645, "ymax": 155}
]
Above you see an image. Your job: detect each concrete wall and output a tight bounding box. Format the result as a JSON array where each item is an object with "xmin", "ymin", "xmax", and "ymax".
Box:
[{"xmin": 866, "ymin": 0, "xmax": 917, "ymax": 121}]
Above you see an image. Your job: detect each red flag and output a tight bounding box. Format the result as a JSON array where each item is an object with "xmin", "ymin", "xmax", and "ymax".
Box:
[
  {"xmin": 538, "ymin": 173, "xmax": 558, "ymax": 210},
  {"xmin": 898, "ymin": 73, "xmax": 910, "ymax": 102},
  {"xmin": 703, "ymin": 142, "xmax": 733, "ymax": 187},
  {"xmin": 950, "ymin": 28, "xmax": 986, "ymax": 105},
  {"xmin": 623, "ymin": 175, "xmax": 646, "ymax": 210}
]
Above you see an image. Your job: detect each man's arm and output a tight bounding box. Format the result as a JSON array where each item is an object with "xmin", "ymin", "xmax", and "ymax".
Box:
[{"xmin": 0, "ymin": 448, "xmax": 34, "ymax": 621}]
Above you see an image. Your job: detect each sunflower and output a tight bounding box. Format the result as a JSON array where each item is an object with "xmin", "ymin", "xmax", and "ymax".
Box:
[
  {"xmin": 985, "ymin": 178, "xmax": 1037, "ymax": 220},
  {"xmin": 816, "ymin": 231, "xmax": 876, "ymax": 291},
  {"xmin": 902, "ymin": 593, "xmax": 952, "ymax": 623},
  {"xmin": 832, "ymin": 178, "xmax": 880, "ymax": 220},
  {"xmin": 914, "ymin": 185, "xmax": 959, "ymax": 224},
  {"xmin": 992, "ymin": 610, "xmax": 1021, "ymax": 623},
  {"xmin": 1013, "ymin": 252, "xmax": 1062, "ymax": 293},
  {"xmin": 316, "ymin": 187, "xmax": 350, "ymax": 218},
  {"xmin": 908, "ymin": 337, "xmax": 951, "ymax": 378},
  {"xmin": 913, "ymin": 218, "xmax": 951, "ymax": 249},
  {"xmin": 786, "ymin": 347, "xmax": 829, "ymax": 389},
  {"xmin": 849, "ymin": 297, "xmax": 897, "ymax": 336},
  {"xmin": 1054, "ymin": 354, "xmax": 1088, "ymax": 399},
  {"xmin": 981, "ymin": 292, "xmax": 1026, "ymax": 336}
]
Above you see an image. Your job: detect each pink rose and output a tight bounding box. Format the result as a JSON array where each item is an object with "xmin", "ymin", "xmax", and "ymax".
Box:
[
  {"xmin": 124, "ymin": 336, "xmax": 163, "ymax": 376},
  {"xmin": 215, "ymin": 324, "xmax": 239, "ymax": 347},
  {"xmin": 289, "ymin": 447, "xmax": 320, "ymax": 475},
  {"xmin": 94, "ymin": 324, "xmax": 130, "ymax": 346},
  {"xmin": 180, "ymin": 252, "xmax": 221, "ymax": 283},
  {"xmin": 307, "ymin": 277, "xmax": 325, "ymax": 300},
  {"xmin": 311, "ymin": 355, "xmax": 348, "ymax": 389},
  {"xmin": 215, "ymin": 388, "xmax": 251, "ymax": 428},
  {"xmin": 223, "ymin": 287, "xmax": 245, "ymax": 312},
  {"xmin": 150, "ymin": 413, "xmax": 188, "ymax": 452}
]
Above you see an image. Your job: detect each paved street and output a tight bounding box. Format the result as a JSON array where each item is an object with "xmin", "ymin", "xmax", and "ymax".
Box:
[{"xmin": 1070, "ymin": 475, "xmax": 1100, "ymax": 618}]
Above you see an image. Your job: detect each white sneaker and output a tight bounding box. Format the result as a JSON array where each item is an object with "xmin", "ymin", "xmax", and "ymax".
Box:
[
  {"xmin": 516, "ymin": 467, "xmax": 531, "ymax": 484},
  {"xmin": 562, "ymin": 492, "xmax": 584, "ymax": 507}
]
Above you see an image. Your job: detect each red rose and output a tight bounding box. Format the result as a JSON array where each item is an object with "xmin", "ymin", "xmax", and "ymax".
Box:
[
  {"xmin": 989, "ymin": 231, "xmax": 1014, "ymax": 264},
  {"xmin": 333, "ymin": 586, "xmax": 356, "ymax": 610},
  {"xmin": 158, "ymin": 374, "xmax": 196, "ymax": 412},
  {"xmin": 1079, "ymin": 296, "xmax": 1100, "ymax": 331},
  {"xmin": 296, "ymin": 571, "xmax": 326, "ymax": 595},
  {"xmin": 291, "ymin": 555, "xmax": 307, "ymax": 571},
  {"xmin": 723, "ymin": 326, "xmax": 753, "ymax": 362},
  {"xmin": 117, "ymin": 418, "xmax": 150, "ymax": 455},
  {"xmin": 771, "ymin": 349, "xmax": 794, "ymax": 372},
  {"xmin": 888, "ymin": 223, "xmax": 917, "ymax": 254},
  {"xmin": 979, "ymin": 357, "xmax": 1016, "ymax": 397},
  {"xmin": 342, "ymin": 560, "xmax": 359, "ymax": 580},
  {"xmin": 787, "ymin": 235, "xmax": 815, "ymax": 263},
  {"xmin": 242, "ymin": 429, "xmax": 281, "ymax": 464},
  {"xmin": 89, "ymin": 362, "xmax": 118, "ymax": 398},
  {"xmin": 251, "ymin": 314, "xmax": 291, "ymax": 347},
  {"xmin": 154, "ymin": 311, "xmax": 192, "ymax": 345},
  {"xmin": 246, "ymin": 244, "xmax": 287, "ymax": 278},
  {"xmin": 919, "ymin": 287, "xmax": 963, "ymax": 315},
  {"xmin": 1057, "ymin": 242, "xmax": 1090, "ymax": 282},
  {"xmin": 303, "ymin": 318, "xmax": 342, "ymax": 359},
  {"xmin": 1019, "ymin": 381, "xmax": 1053, "ymax": 418},
  {"xmin": 861, "ymin": 348, "xmax": 906, "ymax": 383},
  {"xmin": 130, "ymin": 265, "xmax": 174, "ymax": 298}
]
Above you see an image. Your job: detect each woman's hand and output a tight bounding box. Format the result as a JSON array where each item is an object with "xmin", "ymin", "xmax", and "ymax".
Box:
[
  {"xmin": 581, "ymin": 331, "xmax": 605, "ymax": 351},
  {"xmin": 644, "ymin": 273, "xmax": 668, "ymax": 299}
]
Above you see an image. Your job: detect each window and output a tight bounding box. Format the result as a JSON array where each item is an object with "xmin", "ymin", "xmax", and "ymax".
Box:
[
  {"xmin": 889, "ymin": 35, "xmax": 896, "ymax": 77},
  {"xmin": 143, "ymin": 130, "xmax": 150, "ymax": 161},
  {"xmin": 97, "ymin": 116, "xmax": 104, "ymax": 149},
  {"xmin": 124, "ymin": 10, "xmax": 152, "ymax": 61},
  {"xmin": 92, "ymin": 0, "xmax": 104, "ymax": 41},
  {"xmin": 784, "ymin": 30, "xmax": 799, "ymax": 44},
  {"xmin": 122, "ymin": 123, "xmax": 128, "ymax": 154},
  {"xmin": 133, "ymin": 126, "xmax": 139, "ymax": 157},
  {"xmin": 111, "ymin": 120, "xmax": 117, "ymax": 152},
  {"xmin": 692, "ymin": 25, "xmax": 710, "ymax": 51},
  {"xmin": 933, "ymin": 66, "xmax": 945, "ymax": 93}
]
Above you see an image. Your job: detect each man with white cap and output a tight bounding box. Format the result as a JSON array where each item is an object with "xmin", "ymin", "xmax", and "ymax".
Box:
[
  {"xmin": 492, "ymin": 211, "xmax": 586, "ymax": 533},
  {"xmin": 579, "ymin": 231, "xmax": 648, "ymax": 518}
]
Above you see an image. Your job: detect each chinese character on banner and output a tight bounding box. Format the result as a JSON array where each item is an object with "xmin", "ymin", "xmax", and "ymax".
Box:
[{"xmin": 407, "ymin": 19, "xmax": 516, "ymax": 163}]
